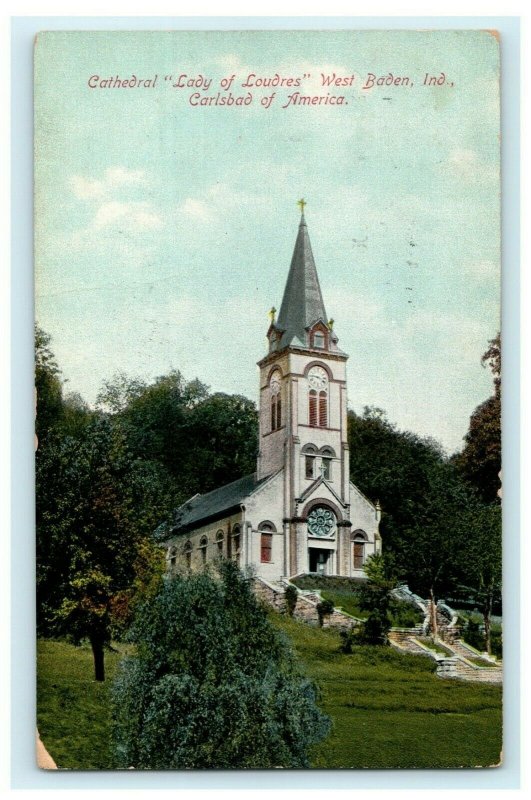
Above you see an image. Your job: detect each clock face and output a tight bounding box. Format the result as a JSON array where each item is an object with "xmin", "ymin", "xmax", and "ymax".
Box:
[
  {"xmin": 308, "ymin": 366, "xmax": 328, "ymax": 390},
  {"xmin": 307, "ymin": 506, "xmax": 336, "ymax": 538}
]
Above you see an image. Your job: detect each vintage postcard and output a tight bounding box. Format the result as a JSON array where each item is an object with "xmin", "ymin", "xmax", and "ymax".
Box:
[{"xmin": 35, "ymin": 30, "xmax": 501, "ymax": 770}]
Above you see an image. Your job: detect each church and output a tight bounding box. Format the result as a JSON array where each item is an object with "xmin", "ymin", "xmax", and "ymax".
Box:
[{"xmin": 162, "ymin": 204, "xmax": 381, "ymax": 581}]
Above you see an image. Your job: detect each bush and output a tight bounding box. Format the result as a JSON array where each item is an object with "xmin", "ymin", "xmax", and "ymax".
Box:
[
  {"xmin": 111, "ymin": 562, "xmax": 330, "ymax": 769},
  {"xmin": 316, "ymin": 599, "xmax": 335, "ymax": 627},
  {"xmin": 285, "ymin": 584, "xmax": 298, "ymax": 617}
]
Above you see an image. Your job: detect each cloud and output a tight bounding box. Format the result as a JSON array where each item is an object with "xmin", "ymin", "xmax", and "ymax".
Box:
[
  {"xmin": 68, "ymin": 167, "xmax": 163, "ymax": 247},
  {"xmin": 69, "ymin": 166, "xmax": 147, "ymax": 200},
  {"xmin": 93, "ymin": 201, "xmax": 163, "ymax": 231},
  {"xmin": 176, "ymin": 183, "xmax": 268, "ymax": 226},
  {"xmin": 444, "ymin": 148, "xmax": 498, "ymax": 184}
]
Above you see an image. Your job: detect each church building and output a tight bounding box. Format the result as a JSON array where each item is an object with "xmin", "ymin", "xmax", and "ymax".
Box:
[{"xmin": 162, "ymin": 205, "xmax": 381, "ymax": 581}]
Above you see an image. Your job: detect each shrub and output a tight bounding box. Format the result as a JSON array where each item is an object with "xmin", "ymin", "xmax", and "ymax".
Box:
[
  {"xmin": 316, "ymin": 599, "xmax": 335, "ymax": 627},
  {"xmin": 285, "ymin": 584, "xmax": 298, "ymax": 617},
  {"xmin": 111, "ymin": 562, "xmax": 330, "ymax": 769}
]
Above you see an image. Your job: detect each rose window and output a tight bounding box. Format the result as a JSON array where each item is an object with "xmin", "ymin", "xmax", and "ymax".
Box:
[{"xmin": 307, "ymin": 506, "xmax": 336, "ymax": 538}]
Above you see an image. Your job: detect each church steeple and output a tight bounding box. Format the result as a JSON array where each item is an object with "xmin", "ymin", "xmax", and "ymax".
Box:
[{"xmin": 274, "ymin": 206, "xmax": 328, "ymax": 349}]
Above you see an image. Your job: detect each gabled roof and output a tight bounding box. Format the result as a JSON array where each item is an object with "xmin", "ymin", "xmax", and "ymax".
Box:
[
  {"xmin": 166, "ymin": 472, "xmax": 270, "ymax": 537},
  {"xmin": 274, "ymin": 213, "xmax": 328, "ymax": 349}
]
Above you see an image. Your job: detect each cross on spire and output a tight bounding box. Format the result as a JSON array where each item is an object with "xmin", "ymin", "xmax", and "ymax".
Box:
[{"xmin": 297, "ymin": 198, "xmax": 307, "ymax": 215}]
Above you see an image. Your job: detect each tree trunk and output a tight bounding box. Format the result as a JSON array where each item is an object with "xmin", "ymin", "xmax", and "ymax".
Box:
[
  {"xmin": 90, "ymin": 635, "xmax": 105, "ymax": 681},
  {"xmin": 429, "ymin": 588, "xmax": 438, "ymax": 641},
  {"xmin": 483, "ymin": 592, "xmax": 493, "ymax": 655}
]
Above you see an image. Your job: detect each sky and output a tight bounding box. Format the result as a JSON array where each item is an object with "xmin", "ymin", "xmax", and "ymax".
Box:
[{"xmin": 34, "ymin": 30, "xmax": 500, "ymax": 454}]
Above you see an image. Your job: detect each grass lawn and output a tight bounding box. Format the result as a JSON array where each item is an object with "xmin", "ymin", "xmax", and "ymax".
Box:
[
  {"xmin": 37, "ymin": 620, "xmax": 503, "ymax": 770},
  {"xmin": 271, "ymin": 615, "xmax": 503, "ymax": 769},
  {"xmin": 37, "ymin": 639, "xmax": 126, "ymax": 769}
]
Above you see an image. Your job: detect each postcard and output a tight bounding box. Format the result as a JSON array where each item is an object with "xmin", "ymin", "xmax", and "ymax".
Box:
[{"xmin": 34, "ymin": 29, "xmax": 501, "ymax": 770}]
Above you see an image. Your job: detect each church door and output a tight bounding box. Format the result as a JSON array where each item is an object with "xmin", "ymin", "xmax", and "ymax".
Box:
[{"xmin": 309, "ymin": 548, "xmax": 330, "ymax": 575}]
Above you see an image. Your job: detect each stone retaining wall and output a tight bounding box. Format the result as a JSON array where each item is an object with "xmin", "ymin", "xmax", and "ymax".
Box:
[{"xmin": 251, "ymin": 577, "xmax": 360, "ymax": 631}]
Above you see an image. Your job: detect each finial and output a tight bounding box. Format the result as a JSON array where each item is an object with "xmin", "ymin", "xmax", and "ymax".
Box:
[
  {"xmin": 269, "ymin": 306, "xmax": 277, "ymax": 323},
  {"xmin": 328, "ymin": 318, "xmax": 334, "ymax": 330},
  {"xmin": 297, "ymin": 198, "xmax": 307, "ymax": 215}
]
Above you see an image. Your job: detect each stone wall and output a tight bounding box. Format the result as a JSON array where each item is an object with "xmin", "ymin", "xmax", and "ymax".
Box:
[{"xmin": 251, "ymin": 577, "xmax": 361, "ymax": 631}]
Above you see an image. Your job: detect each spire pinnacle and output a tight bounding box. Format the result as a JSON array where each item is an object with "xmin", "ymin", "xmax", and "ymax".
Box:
[
  {"xmin": 274, "ymin": 208, "xmax": 328, "ymax": 348},
  {"xmin": 297, "ymin": 198, "xmax": 307, "ymax": 216}
]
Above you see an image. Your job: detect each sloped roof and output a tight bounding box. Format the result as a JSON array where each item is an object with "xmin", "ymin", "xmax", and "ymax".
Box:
[
  {"xmin": 275, "ymin": 213, "xmax": 328, "ymax": 348},
  {"xmin": 168, "ymin": 472, "xmax": 269, "ymax": 536}
]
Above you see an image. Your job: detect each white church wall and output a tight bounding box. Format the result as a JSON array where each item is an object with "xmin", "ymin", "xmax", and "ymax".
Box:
[
  {"xmin": 244, "ymin": 469, "xmax": 286, "ymax": 581},
  {"xmin": 349, "ymin": 482, "xmax": 381, "ymax": 575},
  {"xmin": 165, "ymin": 510, "xmax": 244, "ymax": 573}
]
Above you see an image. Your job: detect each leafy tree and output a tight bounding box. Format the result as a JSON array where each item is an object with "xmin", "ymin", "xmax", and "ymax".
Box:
[
  {"xmin": 356, "ymin": 553, "xmax": 397, "ymax": 645},
  {"xmin": 457, "ymin": 504, "xmax": 502, "ymax": 654},
  {"xmin": 36, "ymin": 412, "xmax": 175, "ymax": 675},
  {"xmin": 35, "ymin": 324, "xmax": 64, "ymax": 441},
  {"xmin": 393, "ymin": 462, "xmax": 471, "ymax": 638},
  {"xmin": 348, "ymin": 406, "xmax": 446, "ymax": 560},
  {"xmin": 112, "ymin": 562, "xmax": 330, "ymax": 769},
  {"xmin": 454, "ymin": 333, "xmax": 501, "ymax": 503}
]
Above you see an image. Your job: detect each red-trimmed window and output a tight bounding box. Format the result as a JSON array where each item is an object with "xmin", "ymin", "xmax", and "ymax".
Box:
[{"xmin": 260, "ymin": 533, "xmax": 273, "ymax": 563}]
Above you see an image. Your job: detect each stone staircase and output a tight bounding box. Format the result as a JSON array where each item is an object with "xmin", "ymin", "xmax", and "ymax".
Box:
[{"xmin": 252, "ymin": 577, "xmax": 502, "ymax": 684}]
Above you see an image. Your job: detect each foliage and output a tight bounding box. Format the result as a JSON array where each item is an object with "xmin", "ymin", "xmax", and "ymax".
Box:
[
  {"xmin": 35, "ymin": 325, "xmax": 64, "ymax": 441},
  {"xmin": 462, "ymin": 618, "xmax": 503, "ymax": 660},
  {"xmin": 285, "ymin": 584, "xmax": 298, "ymax": 617},
  {"xmin": 316, "ymin": 599, "xmax": 335, "ymax": 627},
  {"xmin": 272, "ymin": 615, "xmax": 502, "ymax": 769},
  {"xmin": 454, "ymin": 333, "xmax": 501, "ymax": 503},
  {"xmin": 37, "ymin": 618, "xmax": 503, "ymax": 770},
  {"xmin": 291, "ymin": 574, "xmax": 366, "ymax": 592},
  {"xmin": 111, "ymin": 563, "xmax": 330, "ymax": 769},
  {"xmin": 456, "ymin": 504, "xmax": 502, "ymax": 654},
  {"xmin": 36, "ymin": 327, "xmax": 258, "ymax": 667},
  {"xmin": 37, "ymin": 639, "xmax": 127, "ymax": 769}
]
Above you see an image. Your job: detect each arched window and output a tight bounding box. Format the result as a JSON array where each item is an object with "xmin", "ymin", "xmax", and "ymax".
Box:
[
  {"xmin": 320, "ymin": 446, "xmax": 334, "ymax": 480},
  {"xmin": 307, "ymin": 366, "xmax": 328, "ymax": 428},
  {"xmin": 215, "ymin": 529, "xmax": 224, "ymax": 557},
  {"xmin": 168, "ymin": 545, "xmax": 177, "ymax": 573},
  {"xmin": 199, "ymin": 535, "xmax": 208, "ymax": 565},
  {"xmin": 183, "ymin": 540, "xmax": 193, "ymax": 570},
  {"xmin": 302, "ymin": 444, "xmax": 317, "ymax": 479},
  {"xmin": 270, "ymin": 370, "xmax": 282, "ymax": 432},
  {"xmin": 258, "ymin": 521, "xmax": 275, "ymax": 563},
  {"xmin": 232, "ymin": 524, "xmax": 241, "ymax": 566},
  {"xmin": 352, "ymin": 530, "xmax": 368, "ymax": 569}
]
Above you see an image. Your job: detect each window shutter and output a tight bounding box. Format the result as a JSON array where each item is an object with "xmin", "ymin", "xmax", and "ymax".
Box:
[
  {"xmin": 319, "ymin": 391, "xmax": 327, "ymax": 427},
  {"xmin": 309, "ymin": 390, "xmax": 318, "ymax": 426}
]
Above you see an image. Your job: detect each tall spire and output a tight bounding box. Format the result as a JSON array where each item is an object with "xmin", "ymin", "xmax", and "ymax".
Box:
[{"xmin": 275, "ymin": 205, "xmax": 328, "ymax": 348}]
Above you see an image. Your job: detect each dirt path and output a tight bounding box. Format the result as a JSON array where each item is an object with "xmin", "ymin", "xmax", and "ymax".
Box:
[{"xmin": 36, "ymin": 730, "xmax": 57, "ymax": 769}]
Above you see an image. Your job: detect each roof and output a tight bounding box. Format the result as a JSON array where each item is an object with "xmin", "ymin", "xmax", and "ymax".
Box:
[
  {"xmin": 274, "ymin": 213, "xmax": 328, "ymax": 348},
  {"xmin": 166, "ymin": 472, "xmax": 270, "ymax": 537}
]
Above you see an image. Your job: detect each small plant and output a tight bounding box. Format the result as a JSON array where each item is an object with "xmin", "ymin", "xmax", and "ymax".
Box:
[
  {"xmin": 316, "ymin": 599, "xmax": 335, "ymax": 627},
  {"xmin": 285, "ymin": 584, "xmax": 298, "ymax": 617},
  {"xmin": 339, "ymin": 627, "xmax": 361, "ymax": 653}
]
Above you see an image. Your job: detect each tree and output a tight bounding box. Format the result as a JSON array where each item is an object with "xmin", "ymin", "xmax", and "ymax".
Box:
[
  {"xmin": 111, "ymin": 562, "xmax": 330, "ymax": 769},
  {"xmin": 394, "ymin": 462, "xmax": 471, "ymax": 639},
  {"xmin": 454, "ymin": 333, "xmax": 501, "ymax": 503},
  {"xmin": 357, "ymin": 553, "xmax": 397, "ymax": 645},
  {"xmin": 348, "ymin": 406, "xmax": 447, "ymax": 559},
  {"xmin": 458, "ymin": 504, "xmax": 502, "ymax": 654},
  {"xmin": 36, "ymin": 412, "xmax": 174, "ymax": 674},
  {"xmin": 35, "ymin": 324, "xmax": 64, "ymax": 441}
]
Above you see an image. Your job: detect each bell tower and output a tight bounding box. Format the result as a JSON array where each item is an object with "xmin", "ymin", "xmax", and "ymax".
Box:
[{"xmin": 256, "ymin": 203, "xmax": 352, "ymax": 575}]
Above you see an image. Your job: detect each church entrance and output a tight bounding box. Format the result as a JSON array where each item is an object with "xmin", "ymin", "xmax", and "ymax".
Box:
[{"xmin": 309, "ymin": 548, "xmax": 331, "ymax": 575}]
